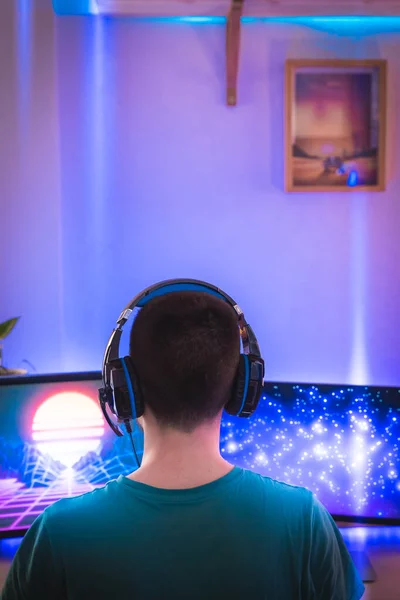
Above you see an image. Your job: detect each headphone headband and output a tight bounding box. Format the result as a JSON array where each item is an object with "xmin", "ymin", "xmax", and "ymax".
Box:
[
  {"xmin": 104, "ymin": 279, "xmax": 261, "ymax": 366},
  {"xmin": 99, "ymin": 279, "xmax": 265, "ymax": 438}
]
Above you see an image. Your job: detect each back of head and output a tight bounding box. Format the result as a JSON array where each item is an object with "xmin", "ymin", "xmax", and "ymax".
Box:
[{"xmin": 129, "ymin": 292, "xmax": 240, "ymax": 432}]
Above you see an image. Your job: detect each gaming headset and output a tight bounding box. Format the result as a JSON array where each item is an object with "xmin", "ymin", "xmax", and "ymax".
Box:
[{"xmin": 98, "ymin": 279, "xmax": 265, "ymax": 439}]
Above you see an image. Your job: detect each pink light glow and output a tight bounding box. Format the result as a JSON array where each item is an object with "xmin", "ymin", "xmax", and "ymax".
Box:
[
  {"xmin": 32, "ymin": 426, "xmax": 105, "ymax": 442},
  {"xmin": 32, "ymin": 418, "xmax": 104, "ymax": 432},
  {"xmin": 32, "ymin": 391, "xmax": 105, "ymax": 467}
]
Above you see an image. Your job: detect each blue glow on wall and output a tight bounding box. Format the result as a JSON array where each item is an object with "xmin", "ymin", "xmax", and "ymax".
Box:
[
  {"xmin": 5, "ymin": 3, "xmax": 400, "ymax": 386},
  {"xmin": 349, "ymin": 196, "xmax": 369, "ymax": 385},
  {"xmin": 138, "ymin": 16, "xmax": 226, "ymax": 24},
  {"xmin": 51, "ymin": 1, "xmax": 400, "ymax": 38},
  {"xmin": 16, "ymin": 0, "xmax": 32, "ymax": 140},
  {"xmin": 53, "ymin": 0, "xmax": 98, "ymax": 14},
  {"xmin": 242, "ymin": 16, "xmax": 400, "ymax": 34},
  {"xmin": 153, "ymin": 17, "xmax": 400, "ymax": 37}
]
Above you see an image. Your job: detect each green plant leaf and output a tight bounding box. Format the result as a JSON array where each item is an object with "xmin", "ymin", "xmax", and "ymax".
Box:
[{"xmin": 0, "ymin": 317, "xmax": 20, "ymax": 341}]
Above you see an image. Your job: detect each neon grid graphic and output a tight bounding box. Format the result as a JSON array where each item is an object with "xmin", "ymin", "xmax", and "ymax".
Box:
[{"xmin": 0, "ymin": 478, "xmax": 94, "ymax": 531}]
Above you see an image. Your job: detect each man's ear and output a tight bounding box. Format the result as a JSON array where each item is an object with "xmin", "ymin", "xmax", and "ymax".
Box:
[{"xmin": 136, "ymin": 416, "xmax": 144, "ymax": 433}]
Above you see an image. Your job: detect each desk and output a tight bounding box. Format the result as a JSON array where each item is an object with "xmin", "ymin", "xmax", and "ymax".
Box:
[{"xmin": 340, "ymin": 526, "xmax": 400, "ymax": 600}]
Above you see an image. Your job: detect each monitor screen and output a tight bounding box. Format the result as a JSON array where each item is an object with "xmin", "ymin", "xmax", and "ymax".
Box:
[
  {"xmin": 0, "ymin": 373, "xmax": 142, "ymax": 535},
  {"xmin": 0, "ymin": 375, "xmax": 399, "ymax": 536},
  {"xmin": 221, "ymin": 382, "xmax": 400, "ymax": 521}
]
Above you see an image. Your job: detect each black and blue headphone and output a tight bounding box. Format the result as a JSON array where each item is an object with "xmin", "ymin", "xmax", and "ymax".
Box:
[{"xmin": 98, "ymin": 279, "xmax": 265, "ymax": 438}]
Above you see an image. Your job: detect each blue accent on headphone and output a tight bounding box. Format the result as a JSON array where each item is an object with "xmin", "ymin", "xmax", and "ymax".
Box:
[
  {"xmin": 237, "ymin": 355, "xmax": 250, "ymax": 416},
  {"xmin": 120, "ymin": 357, "xmax": 137, "ymax": 420},
  {"xmin": 137, "ymin": 283, "xmax": 227, "ymax": 307}
]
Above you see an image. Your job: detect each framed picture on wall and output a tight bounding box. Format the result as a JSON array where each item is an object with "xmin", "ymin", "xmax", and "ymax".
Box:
[{"xmin": 285, "ymin": 60, "xmax": 387, "ymax": 192}]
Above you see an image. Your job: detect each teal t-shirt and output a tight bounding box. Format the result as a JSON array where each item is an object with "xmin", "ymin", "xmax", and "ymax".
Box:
[{"xmin": 1, "ymin": 468, "xmax": 364, "ymax": 600}]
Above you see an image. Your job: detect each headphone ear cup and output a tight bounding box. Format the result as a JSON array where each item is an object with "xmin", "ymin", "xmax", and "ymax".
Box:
[
  {"xmin": 123, "ymin": 356, "xmax": 144, "ymax": 419},
  {"xmin": 225, "ymin": 355, "xmax": 248, "ymax": 416}
]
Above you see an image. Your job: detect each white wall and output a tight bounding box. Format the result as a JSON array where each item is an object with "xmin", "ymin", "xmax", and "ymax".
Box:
[{"xmin": 1, "ymin": 4, "xmax": 399, "ymax": 385}]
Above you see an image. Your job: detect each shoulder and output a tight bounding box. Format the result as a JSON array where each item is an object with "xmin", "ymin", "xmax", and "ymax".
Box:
[
  {"xmin": 241, "ymin": 468, "xmax": 313, "ymax": 505},
  {"xmin": 42, "ymin": 480, "xmax": 119, "ymax": 532}
]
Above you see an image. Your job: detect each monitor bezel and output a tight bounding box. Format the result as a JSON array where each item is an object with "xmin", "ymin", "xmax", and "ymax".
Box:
[{"xmin": 0, "ymin": 371, "xmax": 102, "ymax": 386}]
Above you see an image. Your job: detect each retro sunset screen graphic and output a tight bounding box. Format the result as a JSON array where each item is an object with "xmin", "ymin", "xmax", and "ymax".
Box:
[
  {"xmin": 32, "ymin": 391, "xmax": 105, "ymax": 467},
  {"xmin": 0, "ymin": 378, "xmax": 141, "ymax": 534},
  {"xmin": 0, "ymin": 377, "xmax": 399, "ymax": 535}
]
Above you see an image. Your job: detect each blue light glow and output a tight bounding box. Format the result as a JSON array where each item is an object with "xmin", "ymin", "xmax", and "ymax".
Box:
[
  {"xmin": 16, "ymin": 0, "xmax": 32, "ymax": 140},
  {"xmin": 348, "ymin": 171, "xmax": 359, "ymax": 187},
  {"xmin": 51, "ymin": 3, "xmax": 400, "ymax": 37},
  {"xmin": 138, "ymin": 16, "xmax": 226, "ymax": 24},
  {"xmin": 242, "ymin": 16, "xmax": 400, "ymax": 36},
  {"xmin": 53, "ymin": 0, "xmax": 97, "ymax": 14},
  {"xmin": 124, "ymin": 17, "xmax": 400, "ymax": 36},
  {"xmin": 243, "ymin": 16, "xmax": 400, "ymax": 26},
  {"xmin": 0, "ymin": 538, "xmax": 23, "ymax": 559},
  {"xmin": 116, "ymin": 15, "xmax": 400, "ymax": 35},
  {"xmin": 349, "ymin": 193, "xmax": 369, "ymax": 385},
  {"xmin": 86, "ymin": 17, "xmax": 106, "ymax": 232}
]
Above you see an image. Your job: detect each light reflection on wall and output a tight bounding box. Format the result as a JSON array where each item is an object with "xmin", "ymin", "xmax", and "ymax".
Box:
[
  {"xmin": 16, "ymin": 0, "xmax": 32, "ymax": 147},
  {"xmin": 3, "ymin": 5, "xmax": 400, "ymax": 386},
  {"xmin": 349, "ymin": 196, "xmax": 369, "ymax": 384}
]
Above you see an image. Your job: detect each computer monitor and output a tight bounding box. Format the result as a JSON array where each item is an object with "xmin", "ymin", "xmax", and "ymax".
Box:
[
  {"xmin": 0, "ymin": 375, "xmax": 399, "ymax": 537},
  {"xmin": 0, "ymin": 372, "xmax": 142, "ymax": 537},
  {"xmin": 221, "ymin": 382, "xmax": 400, "ymax": 524}
]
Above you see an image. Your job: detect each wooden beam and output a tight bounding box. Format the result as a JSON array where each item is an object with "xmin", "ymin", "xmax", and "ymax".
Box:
[{"xmin": 226, "ymin": 0, "xmax": 243, "ymax": 106}]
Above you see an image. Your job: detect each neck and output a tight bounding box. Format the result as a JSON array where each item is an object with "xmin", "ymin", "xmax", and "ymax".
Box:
[{"xmin": 127, "ymin": 416, "xmax": 233, "ymax": 489}]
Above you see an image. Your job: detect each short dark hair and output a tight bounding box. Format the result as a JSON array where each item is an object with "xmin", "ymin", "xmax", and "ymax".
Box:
[{"xmin": 129, "ymin": 291, "xmax": 240, "ymax": 432}]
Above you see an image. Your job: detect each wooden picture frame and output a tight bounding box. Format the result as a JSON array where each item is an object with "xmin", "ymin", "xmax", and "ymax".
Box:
[{"xmin": 285, "ymin": 60, "xmax": 387, "ymax": 192}]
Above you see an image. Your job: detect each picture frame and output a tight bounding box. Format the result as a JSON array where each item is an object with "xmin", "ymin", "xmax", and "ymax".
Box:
[{"xmin": 285, "ymin": 60, "xmax": 387, "ymax": 192}]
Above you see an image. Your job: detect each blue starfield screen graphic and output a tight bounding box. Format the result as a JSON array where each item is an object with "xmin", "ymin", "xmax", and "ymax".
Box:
[
  {"xmin": 220, "ymin": 383, "xmax": 400, "ymax": 520},
  {"xmin": 0, "ymin": 375, "xmax": 399, "ymax": 535}
]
